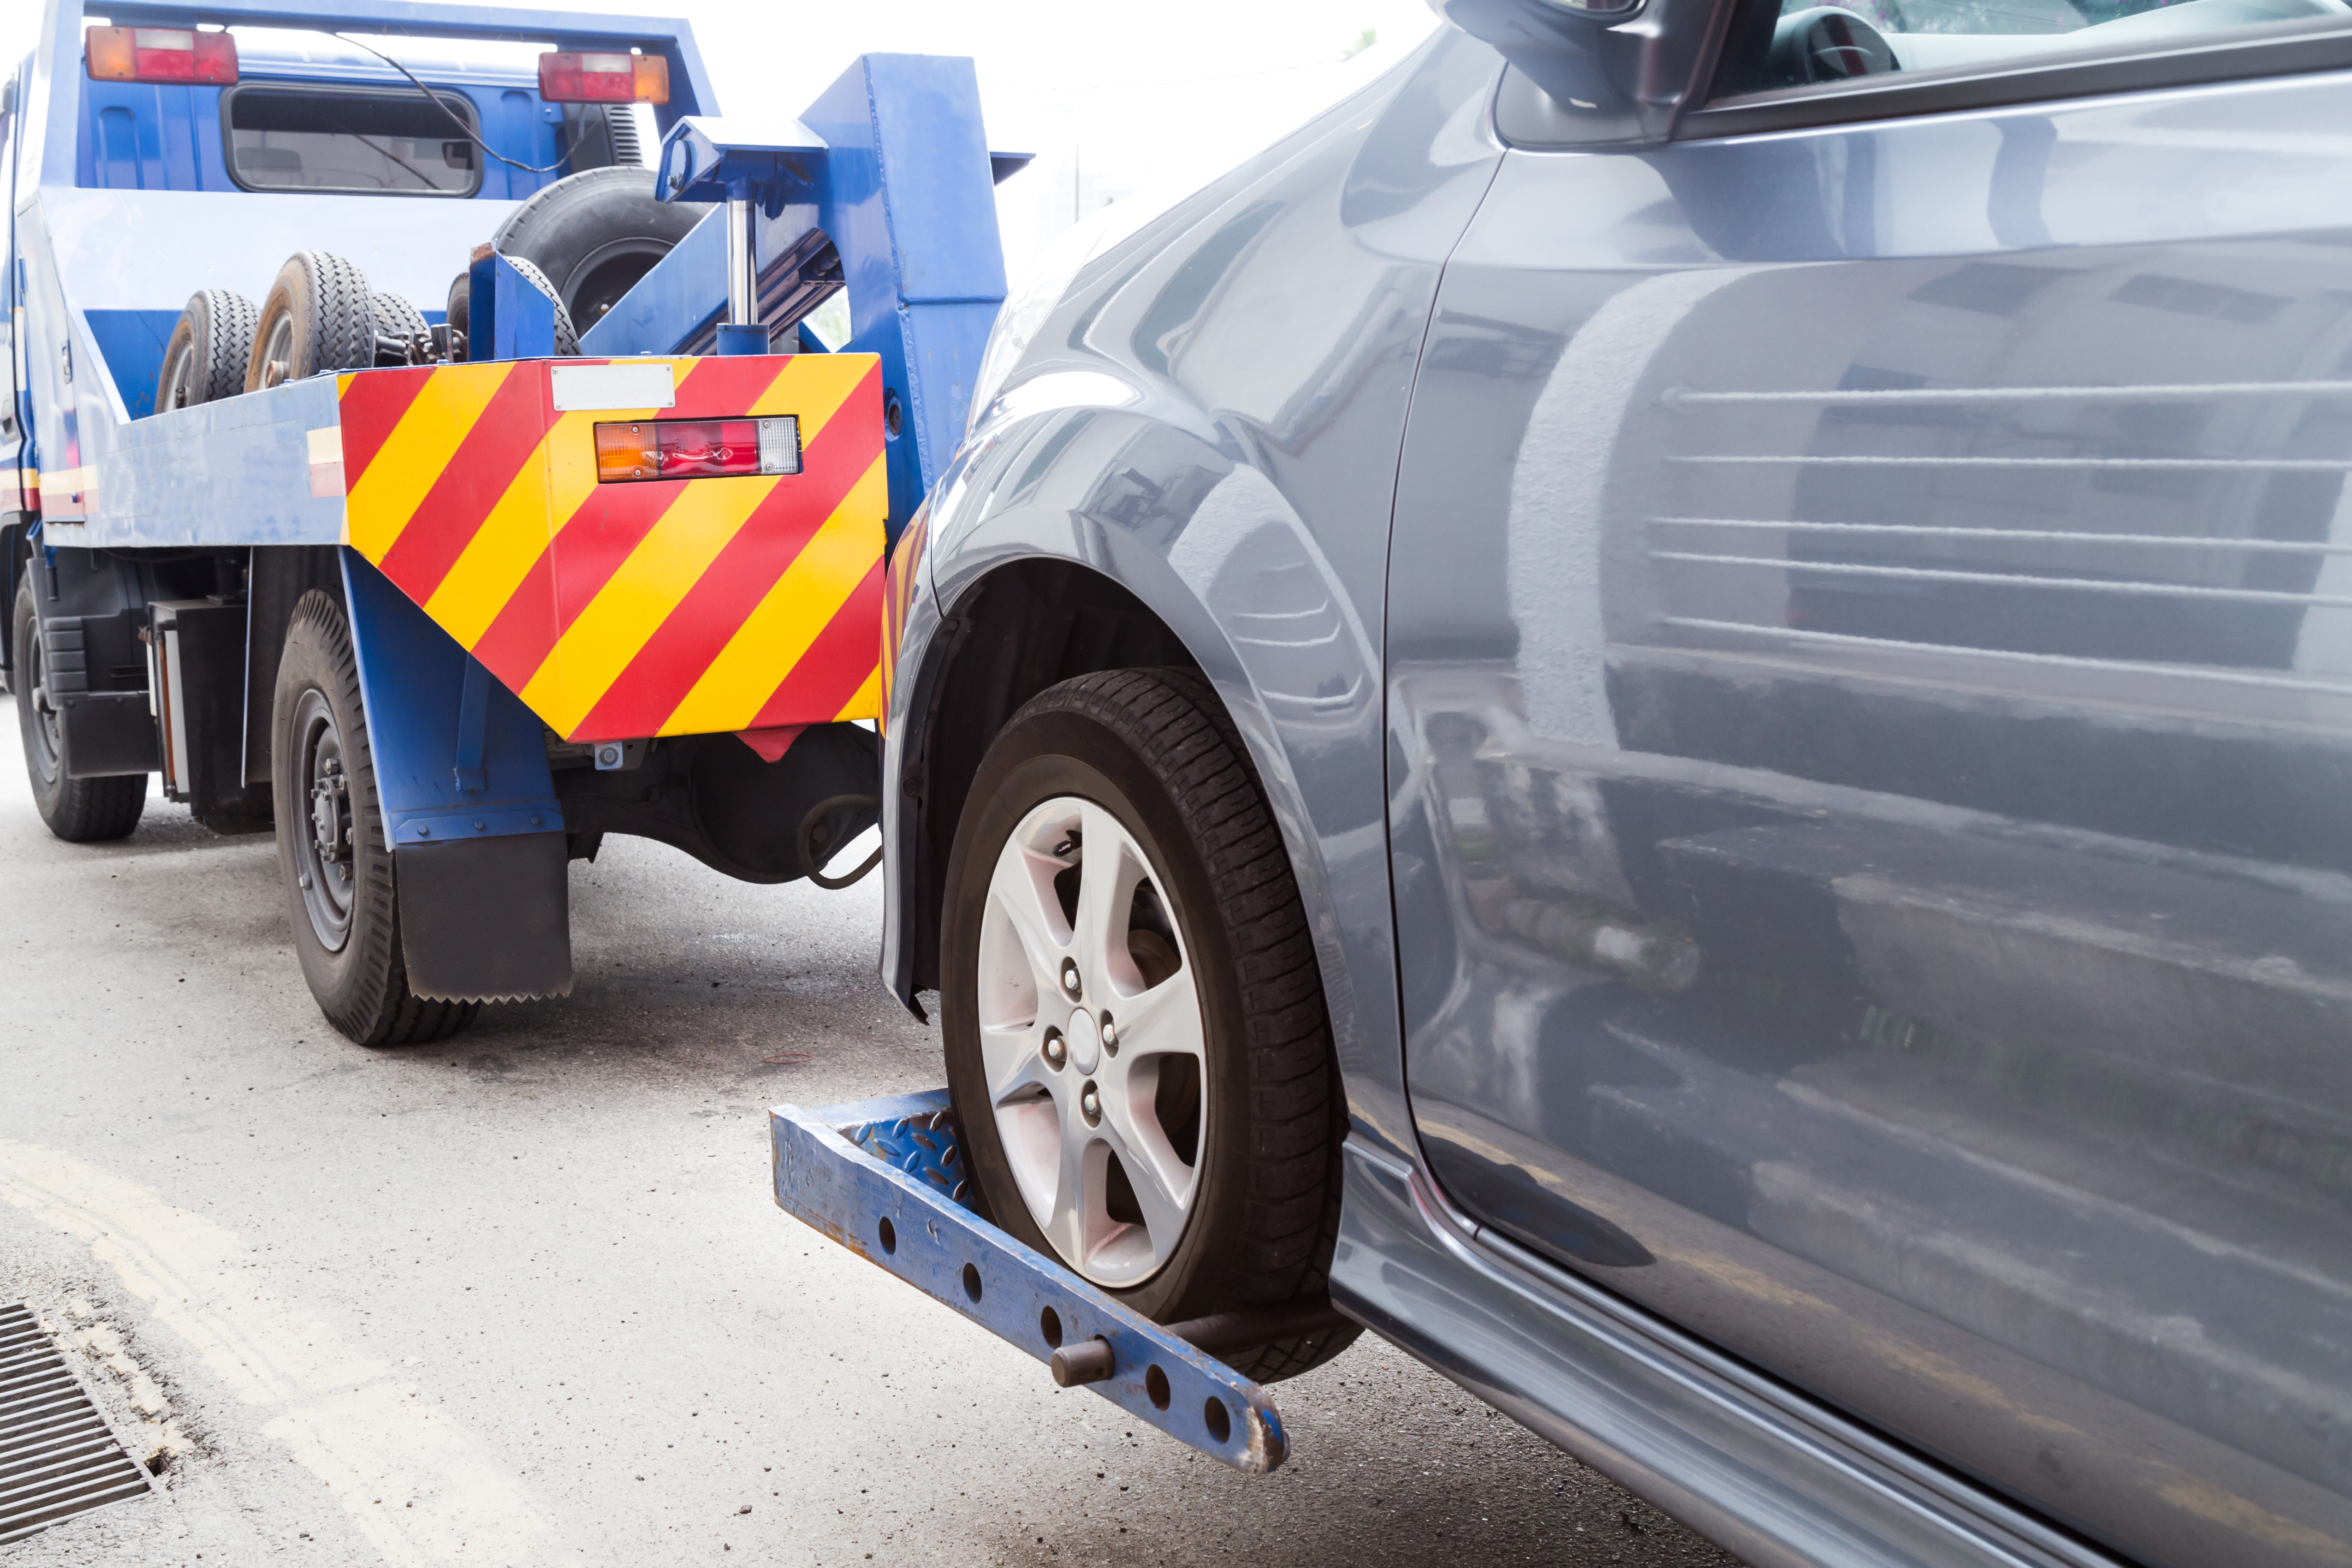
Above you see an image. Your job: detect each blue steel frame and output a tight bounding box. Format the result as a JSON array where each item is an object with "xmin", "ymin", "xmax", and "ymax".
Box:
[
  {"xmin": 772, "ymin": 1090, "xmax": 1295, "ymax": 1473},
  {"xmin": 579, "ymin": 54, "xmax": 1012, "ymax": 539},
  {"xmin": 340, "ymin": 549, "xmax": 563, "ymax": 852},
  {"xmin": 10, "ymin": 0, "xmax": 715, "ymax": 515},
  {"xmin": 340, "ymin": 253, "xmax": 561, "ymax": 854}
]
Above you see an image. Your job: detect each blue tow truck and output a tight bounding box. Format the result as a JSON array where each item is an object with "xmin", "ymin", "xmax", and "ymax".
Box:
[
  {"xmin": 2, "ymin": 0, "xmax": 1019, "ymax": 1040},
  {"xmin": 1, "ymin": 0, "xmax": 1405, "ymax": 1493}
]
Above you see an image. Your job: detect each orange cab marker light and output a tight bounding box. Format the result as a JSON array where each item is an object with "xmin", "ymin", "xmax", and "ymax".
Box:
[
  {"xmin": 594, "ymin": 417, "xmax": 800, "ymax": 483},
  {"xmin": 86, "ymin": 25, "xmax": 236, "ymax": 84},
  {"xmin": 539, "ymin": 50, "xmax": 668, "ymax": 105}
]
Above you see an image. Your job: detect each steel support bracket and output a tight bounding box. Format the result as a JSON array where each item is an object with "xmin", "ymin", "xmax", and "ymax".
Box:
[{"xmin": 772, "ymin": 1089, "xmax": 1295, "ymax": 1473}]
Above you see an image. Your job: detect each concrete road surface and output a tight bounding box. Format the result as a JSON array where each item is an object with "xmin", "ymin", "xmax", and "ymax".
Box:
[{"xmin": 0, "ymin": 693, "xmax": 1743, "ymax": 1568}]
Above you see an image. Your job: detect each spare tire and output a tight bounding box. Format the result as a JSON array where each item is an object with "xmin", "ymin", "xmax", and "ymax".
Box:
[
  {"xmin": 156, "ymin": 289, "xmax": 257, "ymax": 412},
  {"xmin": 490, "ymin": 166, "xmax": 712, "ymax": 330},
  {"xmin": 246, "ymin": 252, "xmax": 375, "ymax": 392}
]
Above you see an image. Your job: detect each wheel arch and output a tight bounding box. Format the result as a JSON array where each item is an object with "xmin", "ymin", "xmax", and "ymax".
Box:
[
  {"xmin": 890, "ymin": 549, "xmax": 1206, "ymax": 1007},
  {"xmin": 888, "ymin": 511, "xmax": 1384, "ymax": 1149}
]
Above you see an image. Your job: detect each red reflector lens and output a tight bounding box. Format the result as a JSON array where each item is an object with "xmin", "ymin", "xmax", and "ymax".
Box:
[
  {"xmin": 539, "ymin": 51, "xmax": 666, "ymax": 105},
  {"xmin": 86, "ymin": 25, "xmax": 236, "ymax": 84},
  {"xmin": 594, "ymin": 417, "xmax": 800, "ymax": 484}
]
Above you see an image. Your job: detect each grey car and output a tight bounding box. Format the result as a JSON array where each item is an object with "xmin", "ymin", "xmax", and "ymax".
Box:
[{"xmin": 874, "ymin": 0, "xmax": 2352, "ymax": 1563}]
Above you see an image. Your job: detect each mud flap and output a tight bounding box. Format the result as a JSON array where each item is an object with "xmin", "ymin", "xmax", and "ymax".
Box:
[{"xmin": 394, "ymin": 833, "xmax": 572, "ymax": 1002}]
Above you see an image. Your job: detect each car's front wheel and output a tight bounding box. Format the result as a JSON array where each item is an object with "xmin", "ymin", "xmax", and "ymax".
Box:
[{"xmin": 942, "ymin": 668, "xmax": 1355, "ymax": 1382}]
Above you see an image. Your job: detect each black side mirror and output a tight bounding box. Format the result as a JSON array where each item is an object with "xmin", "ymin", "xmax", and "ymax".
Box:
[{"xmin": 1431, "ymin": 0, "xmax": 1732, "ymax": 142}]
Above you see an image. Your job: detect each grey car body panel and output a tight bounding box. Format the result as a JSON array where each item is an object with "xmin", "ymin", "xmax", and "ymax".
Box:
[
  {"xmin": 889, "ymin": 9, "xmax": 2352, "ymax": 1567},
  {"xmin": 1388, "ymin": 54, "xmax": 2352, "ymax": 1568},
  {"xmin": 913, "ymin": 27, "xmax": 1510, "ymax": 1162}
]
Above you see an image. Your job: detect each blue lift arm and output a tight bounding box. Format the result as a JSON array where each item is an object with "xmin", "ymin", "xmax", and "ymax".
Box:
[
  {"xmin": 772, "ymin": 1091, "xmax": 1353, "ymax": 1473},
  {"xmin": 581, "ymin": 54, "xmax": 1015, "ymax": 538}
]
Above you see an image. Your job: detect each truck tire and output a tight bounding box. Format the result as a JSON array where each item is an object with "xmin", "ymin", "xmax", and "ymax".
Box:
[
  {"xmin": 442, "ymin": 254, "xmax": 580, "ymax": 358},
  {"xmin": 369, "ymin": 291, "xmax": 430, "ymax": 367},
  {"xmin": 941, "ymin": 668, "xmax": 1356, "ymax": 1383},
  {"xmin": 156, "ymin": 290, "xmax": 257, "ymax": 412},
  {"xmin": 271, "ymin": 589, "xmax": 475, "ymax": 1047},
  {"xmin": 245, "ymin": 251, "xmax": 376, "ymax": 392},
  {"xmin": 12, "ymin": 581, "xmax": 145, "ymax": 843},
  {"xmin": 489, "ymin": 166, "xmax": 710, "ymax": 330}
]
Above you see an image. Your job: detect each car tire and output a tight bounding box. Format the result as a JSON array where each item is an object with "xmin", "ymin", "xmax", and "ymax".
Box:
[
  {"xmin": 12, "ymin": 581, "xmax": 145, "ymax": 843},
  {"xmin": 245, "ymin": 252, "xmax": 376, "ymax": 392},
  {"xmin": 369, "ymin": 291, "xmax": 430, "ymax": 366},
  {"xmin": 490, "ymin": 165, "xmax": 711, "ymax": 331},
  {"xmin": 156, "ymin": 289, "xmax": 257, "ymax": 412},
  {"xmin": 942, "ymin": 668, "xmax": 1356, "ymax": 1383},
  {"xmin": 271, "ymin": 588, "xmax": 476, "ymax": 1047}
]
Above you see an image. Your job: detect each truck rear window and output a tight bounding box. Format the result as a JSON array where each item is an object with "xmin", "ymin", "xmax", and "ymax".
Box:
[{"xmin": 223, "ymin": 86, "xmax": 482, "ymax": 197}]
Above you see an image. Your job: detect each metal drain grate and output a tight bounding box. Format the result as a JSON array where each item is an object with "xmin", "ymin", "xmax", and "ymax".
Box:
[{"xmin": 0, "ymin": 1302, "xmax": 153, "ymax": 1543}]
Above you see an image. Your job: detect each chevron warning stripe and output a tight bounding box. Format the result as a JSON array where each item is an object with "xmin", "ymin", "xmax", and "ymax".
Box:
[{"xmin": 336, "ymin": 355, "xmax": 886, "ymax": 744}]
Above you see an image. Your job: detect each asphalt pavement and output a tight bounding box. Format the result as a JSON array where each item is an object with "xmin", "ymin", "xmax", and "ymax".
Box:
[{"xmin": 0, "ymin": 692, "xmax": 1744, "ymax": 1568}]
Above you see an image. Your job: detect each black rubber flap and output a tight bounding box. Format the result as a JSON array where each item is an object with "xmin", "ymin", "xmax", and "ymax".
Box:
[{"xmin": 396, "ymin": 832, "xmax": 573, "ymax": 1002}]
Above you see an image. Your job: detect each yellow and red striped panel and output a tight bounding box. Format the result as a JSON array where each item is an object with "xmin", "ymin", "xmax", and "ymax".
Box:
[{"xmin": 337, "ymin": 356, "xmax": 885, "ymax": 744}]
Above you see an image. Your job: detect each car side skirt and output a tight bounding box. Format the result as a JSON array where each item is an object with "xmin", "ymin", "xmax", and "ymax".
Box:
[{"xmin": 1330, "ymin": 1139, "xmax": 2119, "ymax": 1568}]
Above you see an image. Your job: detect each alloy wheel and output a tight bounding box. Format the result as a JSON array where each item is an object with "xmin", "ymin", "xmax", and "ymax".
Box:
[{"xmin": 976, "ymin": 795, "xmax": 1207, "ymax": 1288}]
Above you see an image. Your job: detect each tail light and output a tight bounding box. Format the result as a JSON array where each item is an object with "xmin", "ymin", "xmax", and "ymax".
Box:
[
  {"xmin": 538, "ymin": 51, "xmax": 669, "ymax": 105},
  {"xmin": 594, "ymin": 417, "xmax": 800, "ymax": 483},
  {"xmin": 86, "ymin": 26, "xmax": 238, "ymax": 85}
]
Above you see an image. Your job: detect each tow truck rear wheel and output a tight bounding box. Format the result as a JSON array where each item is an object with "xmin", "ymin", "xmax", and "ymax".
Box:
[
  {"xmin": 271, "ymin": 589, "xmax": 475, "ymax": 1047},
  {"xmin": 942, "ymin": 669, "xmax": 1356, "ymax": 1383},
  {"xmin": 245, "ymin": 251, "xmax": 377, "ymax": 393},
  {"xmin": 12, "ymin": 581, "xmax": 145, "ymax": 843}
]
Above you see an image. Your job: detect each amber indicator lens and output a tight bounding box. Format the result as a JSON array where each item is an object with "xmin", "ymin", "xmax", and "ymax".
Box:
[
  {"xmin": 594, "ymin": 416, "xmax": 800, "ymax": 483},
  {"xmin": 87, "ymin": 25, "xmax": 237, "ymax": 84},
  {"xmin": 539, "ymin": 51, "xmax": 669, "ymax": 104}
]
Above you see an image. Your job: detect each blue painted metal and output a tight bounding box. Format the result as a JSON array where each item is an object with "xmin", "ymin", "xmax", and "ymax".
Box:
[
  {"xmin": 655, "ymin": 115, "xmax": 825, "ymax": 204},
  {"xmin": 469, "ymin": 250, "xmax": 557, "ymax": 361},
  {"xmin": 87, "ymin": 373, "xmax": 343, "ymax": 546},
  {"xmin": 339, "ymin": 551, "xmax": 563, "ymax": 848},
  {"xmin": 847, "ymin": 1101, "xmax": 970, "ymax": 1206},
  {"xmin": 713, "ymin": 323, "xmax": 767, "ymax": 356},
  {"xmin": 83, "ymin": 309, "xmax": 183, "ymax": 421},
  {"xmin": 581, "ymin": 54, "xmax": 1010, "ymax": 537},
  {"xmin": 84, "ymin": 0, "xmax": 718, "ymax": 130},
  {"xmin": 772, "ymin": 1090, "xmax": 1292, "ymax": 1474}
]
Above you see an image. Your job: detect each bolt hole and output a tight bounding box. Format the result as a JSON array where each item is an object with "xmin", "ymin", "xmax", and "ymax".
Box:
[
  {"xmin": 962, "ymin": 1263, "xmax": 983, "ymax": 1303},
  {"xmin": 1203, "ymin": 1397, "xmax": 1231, "ymax": 1445},
  {"xmin": 884, "ymin": 393, "xmax": 905, "ymax": 439},
  {"xmin": 877, "ymin": 1216, "xmax": 896, "ymax": 1255},
  {"xmin": 1039, "ymin": 1307, "xmax": 1063, "ymax": 1349},
  {"xmin": 1145, "ymin": 1364, "xmax": 1170, "ymax": 1411}
]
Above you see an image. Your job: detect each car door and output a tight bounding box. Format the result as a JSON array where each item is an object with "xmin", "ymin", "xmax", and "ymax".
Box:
[{"xmin": 1385, "ymin": 12, "xmax": 2352, "ymax": 1568}]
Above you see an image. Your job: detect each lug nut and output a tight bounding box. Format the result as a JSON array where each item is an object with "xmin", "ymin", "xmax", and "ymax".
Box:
[
  {"xmin": 1042, "ymin": 1029, "xmax": 1067, "ymax": 1070},
  {"xmin": 1059, "ymin": 958, "xmax": 1082, "ymax": 999},
  {"xmin": 1080, "ymin": 1083, "xmax": 1102, "ymax": 1126},
  {"xmin": 1100, "ymin": 1016, "xmax": 1118, "ymax": 1056}
]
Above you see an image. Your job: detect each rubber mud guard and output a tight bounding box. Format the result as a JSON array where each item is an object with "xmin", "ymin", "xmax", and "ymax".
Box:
[{"xmin": 394, "ymin": 832, "xmax": 572, "ymax": 1002}]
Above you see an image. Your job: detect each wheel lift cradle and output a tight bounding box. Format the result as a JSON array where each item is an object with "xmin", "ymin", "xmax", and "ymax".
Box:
[
  {"xmin": 772, "ymin": 1091, "xmax": 1359, "ymax": 1473},
  {"xmin": 12, "ymin": 0, "xmax": 1022, "ymax": 1002}
]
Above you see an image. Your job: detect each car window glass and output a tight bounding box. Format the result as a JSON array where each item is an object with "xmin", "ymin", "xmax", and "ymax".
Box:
[
  {"xmin": 224, "ymin": 87, "xmax": 481, "ymax": 197},
  {"xmin": 1712, "ymin": 0, "xmax": 2352, "ymax": 97}
]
